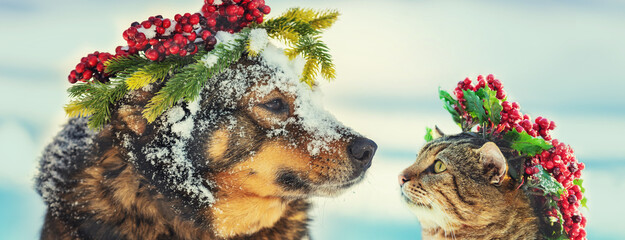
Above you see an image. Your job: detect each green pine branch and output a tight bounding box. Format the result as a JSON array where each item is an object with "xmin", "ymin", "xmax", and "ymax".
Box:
[
  {"xmin": 142, "ymin": 32, "xmax": 249, "ymax": 122},
  {"xmin": 65, "ymin": 80, "xmax": 129, "ymax": 129},
  {"xmin": 285, "ymin": 35, "xmax": 335, "ymax": 87}
]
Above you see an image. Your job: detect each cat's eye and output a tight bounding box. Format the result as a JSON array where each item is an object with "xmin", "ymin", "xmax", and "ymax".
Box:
[
  {"xmin": 434, "ymin": 160, "xmax": 447, "ymax": 173},
  {"xmin": 262, "ymin": 98, "xmax": 289, "ymax": 114}
]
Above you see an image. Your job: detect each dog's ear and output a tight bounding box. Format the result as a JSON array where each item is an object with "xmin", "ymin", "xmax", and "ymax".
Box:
[
  {"xmin": 112, "ymin": 89, "xmax": 155, "ymax": 136},
  {"xmin": 477, "ymin": 142, "xmax": 507, "ymax": 186},
  {"xmin": 433, "ymin": 125, "xmax": 445, "ymax": 139}
]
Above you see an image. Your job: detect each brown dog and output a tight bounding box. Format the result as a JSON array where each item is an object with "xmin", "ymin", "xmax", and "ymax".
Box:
[{"xmin": 36, "ymin": 54, "xmax": 377, "ymax": 239}]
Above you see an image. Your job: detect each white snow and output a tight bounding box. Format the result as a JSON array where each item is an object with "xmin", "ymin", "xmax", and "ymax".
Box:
[
  {"xmin": 247, "ymin": 28, "xmax": 269, "ymax": 54},
  {"xmin": 137, "ymin": 25, "xmax": 157, "ymax": 39},
  {"xmin": 215, "ymin": 31, "xmax": 244, "ymax": 50},
  {"xmin": 253, "ymin": 45, "xmax": 347, "ymax": 155},
  {"xmin": 35, "ymin": 118, "xmax": 97, "ymax": 216},
  {"xmin": 164, "ymin": 18, "xmax": 176, "ymax": 36},
  {"xmin": 201, "ymin": 53, "xmax": 219, "ymax": 68}
]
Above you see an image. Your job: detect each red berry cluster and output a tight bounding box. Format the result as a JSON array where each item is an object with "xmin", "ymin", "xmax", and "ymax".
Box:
[
  {"xmin": 452, "ymin": 74, "xmax": 586, "ymax": 240},
  {"xmin": 202, "ymin": 0, "xmax": 271, "ymax": 33},
  {"xmin": 68, "ymin": 0, "xmax": 272, "ymax": 84},
  {"xmin": 528, "ymin": 139, "xmax": 586, "ymax": 240},
  {"xmin": 68, "ymin": 52, "xmax": 114, "ymax": 83},
  {"xmin": 122, "ymin": 14, "xmax": 209, "ymax": 61},
  {"xmin": 453, "ymin": 74, "xmax": 507, "ymax": 125}
]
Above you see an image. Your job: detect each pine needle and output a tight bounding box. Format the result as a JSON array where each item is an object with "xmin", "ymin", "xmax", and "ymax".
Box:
[{"xmin": 143, "ymin": 30, "xmax": 250, "ymax": 122}]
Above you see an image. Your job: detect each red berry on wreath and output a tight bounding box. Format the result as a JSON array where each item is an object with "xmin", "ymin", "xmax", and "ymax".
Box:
[
  {"xmin": 261, "ymin": 5, "xmax": 271, "ymax": 14},
  {"xmin": 145, "ymin": 49, "xmax": 160, "ymax": 61}
]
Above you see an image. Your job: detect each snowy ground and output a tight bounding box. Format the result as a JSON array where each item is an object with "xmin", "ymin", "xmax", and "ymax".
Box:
[{"xmin": 2, "ymin": 0, "xmax": 625, "ymax": 239}]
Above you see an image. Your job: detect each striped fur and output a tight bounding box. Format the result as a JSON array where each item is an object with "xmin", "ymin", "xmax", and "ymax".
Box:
[{"xmin": 400, "ymin": 133, "xmax": 542, "ymax": 240}]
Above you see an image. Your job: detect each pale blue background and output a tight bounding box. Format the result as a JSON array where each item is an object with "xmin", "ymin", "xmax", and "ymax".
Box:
[{"xmin": 1, "ymin": 0, "xmax": 624, "ymax": 239}]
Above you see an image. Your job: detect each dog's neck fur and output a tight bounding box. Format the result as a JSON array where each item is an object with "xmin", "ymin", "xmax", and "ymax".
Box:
[
  {"xmin": 41, "ymin": 143, "xmax": 310, "ymax": 240},
  {"xmin": 211, "ymin": 192, "xmax": 289, "ymax": 238}
]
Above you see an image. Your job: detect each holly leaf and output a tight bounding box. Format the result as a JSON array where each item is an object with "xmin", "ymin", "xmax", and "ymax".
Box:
[
  {"xmin": 462, "ymin": 90, "xmax": 487, "ymax": 124},
  {"xmin": 574, "ymin": 179, "xmax": 589, "ymax": 209},
  {"xmin": 504, "ymin": 129, "xmax": 553, "ymax": 156},
  {"xmin": 534, "ymin": 166, "xmax": 566, "ymax": 197},
  {"xmin": 476, "ymin": 87, "xmax": 502, "ymax": 126},
  {"xmin": 439, "ymin": 88, "xmax": 461, "ymax": 126},
  {"xmin": 424, "ymin": 127, "xmax": 434, "ymax": 142}
]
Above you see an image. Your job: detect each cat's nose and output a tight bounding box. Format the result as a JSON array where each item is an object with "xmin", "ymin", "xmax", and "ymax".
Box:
[
  {"xmin": 398, "ymin": 174, "xmax": 410, "ymax": 186},
  {"xmin": 347, "ymin": 137, "xmax": 377, "ymax": 170}
]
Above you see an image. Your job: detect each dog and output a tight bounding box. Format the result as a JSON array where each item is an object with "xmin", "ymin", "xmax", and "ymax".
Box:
[{"xmin": 36, "ymin": 50, "xmax": 377, "ymax": 240}]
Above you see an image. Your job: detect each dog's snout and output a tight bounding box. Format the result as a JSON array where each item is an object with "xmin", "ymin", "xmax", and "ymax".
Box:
[{"xmin": 347, "ymin": 137, "xmax": 377, "ymax": 169}]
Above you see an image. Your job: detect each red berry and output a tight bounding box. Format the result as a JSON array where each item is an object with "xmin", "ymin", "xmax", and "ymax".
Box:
[
  {"xmin": 76, "ymin": 63, "xmax": 86, "ymax": 73},
  {"xmin": 183, "ymin": 24, "xmax": 194, "ymax": 33},
  {"xmin": 87, "ymin": 56, "xmax": 98, "ymax": 67},
  {"xmin": 205, "ymin": 5, "xmax": 217, "ymax": 13},
  {"xmin": 83, "ymin": 70, "xmax": 93, "ymax": 80},
  {"xmin": 227, "ymin": 15, "xmax": 239, "ymax": 23},
  {"xmin": 96, "ymin": 63, "xmax": 105, "ymax": 72},
  {"xmin": 245, "ymin": 13, "xmax": 255, "ymax": 21},
  {"xmin": 226, "ymin": 5, "xmax": 238, "ymax": 16},
  {"xmin": 135, "ymin": 33, "xmax": 147, "ymax": 44},
  {"xmin": 206, "ymin": 17, "xmax": 217, "ymax": 27},
  {"xmin": 174, "ymin": 34, "xmax": 186, "ymax": 45},
  {"xmin": 545, "ymin": 161, "xmax": 554, "ymax": 170},
  {"xmin": 249, "ymin": 1, "xmax": 260, "ymax": 9},
  {"xmin": 174, "ymin": 14, "xmax": 182, "ymax": 22},
  {"xmin": 187, "ymin": 32, "xmax": 197, "ymax": 41},
  {"xmin": 162, "ymin": 19, "xmax": 172, "ymax": 28},
  {"xmin": 252, "ymin": 9, "xmax": 262, "ymax": 17},
  {"xmin": 157, "ymin": 27, "xmax": 166, "ymax": 35},
  {"xmin": 169, "ymin": 45, "xmax": 180, "ymax": 55},
  {"xmin": 145, "ymin": 49, "xmax": 160, "ymax": 61},
  {"xmin": 261, "ymin": 5, "xmax": 271, "ymax": 14},
  {"xmin": 201, "ymin": 30, "xmax": 212, "ymax": 40},
  {"xmin": 142, "ymin": 21, "xmax": 152, "ymax": 29},
  {"xmin": 190, "ymin": 14, "xmax": 200, "ymax": 25}
]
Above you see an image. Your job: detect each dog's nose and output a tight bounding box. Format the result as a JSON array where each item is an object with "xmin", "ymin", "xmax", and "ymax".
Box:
[{"xmin": 347, "ymin": 137, "xmax": 377, "ymax": 169}]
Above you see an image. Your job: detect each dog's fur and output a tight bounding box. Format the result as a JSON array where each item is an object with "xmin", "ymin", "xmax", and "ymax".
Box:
[{"xmin": 36, "ymin": 56, "xmax": 376, "ymax": 240}]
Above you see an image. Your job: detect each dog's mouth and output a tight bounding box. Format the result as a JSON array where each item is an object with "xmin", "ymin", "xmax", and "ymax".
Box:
[{"xmin": 311, "ymin": 173, "xmax": 366, "ymax": 197}]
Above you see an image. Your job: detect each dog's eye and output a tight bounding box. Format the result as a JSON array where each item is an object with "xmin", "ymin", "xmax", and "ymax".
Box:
[{"xmin": 262, "ymin": 98, "xmax": 289, "ymax": 114}]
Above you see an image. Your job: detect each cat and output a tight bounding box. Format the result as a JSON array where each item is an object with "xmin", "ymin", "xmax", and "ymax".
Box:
[{"xmin": 399, "ymin": 130, "xmax": 546, "ymax": 240}]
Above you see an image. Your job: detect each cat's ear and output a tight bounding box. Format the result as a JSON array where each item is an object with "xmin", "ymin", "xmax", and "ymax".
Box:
[
  {"xmin": 433, "ymin": 126, "xmax": 445, "ymax": 139},
  {"xmin": 477, "ymin": 142, "xmax": 507, "ymax": 185}
]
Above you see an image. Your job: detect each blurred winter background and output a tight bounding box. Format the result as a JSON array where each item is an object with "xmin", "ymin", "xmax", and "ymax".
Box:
[{"xmin": 1, "ymin": 0, "xmax": 624, "ymax": 239}]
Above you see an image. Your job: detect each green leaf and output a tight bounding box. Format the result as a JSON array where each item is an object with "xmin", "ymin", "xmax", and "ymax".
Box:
[
  {"xmin": 476, "ymin": 87, "xmax": 503, "ymax": 126},
  {"xmin": 438, "ymin": 88, "xmax": 461, "ymax": 126},
  {"xmin": 462, "ymin": 89, "xmax": 487, "ymax": 124},
  {"xmin": 574, "ymin": 179, "xmax": 588, "ymax": 209},
  {"xmin": 424, "ymin": 127, "xmax": 434, "ymax": 142},
  {"xmin": 504, "ymin": 129, "xmax": 553, "ymax": 156},
  {"xmin": 573, "ymin": 179, "xmax": 585, "ymax": 193},
  {"xmin": 534, "ymin": 166, "xmax": 566, "ymax": 197}
]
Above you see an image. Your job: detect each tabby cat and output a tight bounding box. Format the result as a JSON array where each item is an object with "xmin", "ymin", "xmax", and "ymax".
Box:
[{"xmin": 399, "ymin": 131, "xmax": 546, "ymax": 240}]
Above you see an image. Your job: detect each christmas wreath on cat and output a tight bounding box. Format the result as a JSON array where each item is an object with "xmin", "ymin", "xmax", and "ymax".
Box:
[{"xmin": 400, "ymin": 75, "xmax": 587, "ymax": 240}]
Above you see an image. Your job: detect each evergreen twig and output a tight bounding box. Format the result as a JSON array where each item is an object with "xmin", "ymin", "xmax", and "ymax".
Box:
[{"xmin": 142, "ymin": 31, "xmax": 250, "ymax": 122}]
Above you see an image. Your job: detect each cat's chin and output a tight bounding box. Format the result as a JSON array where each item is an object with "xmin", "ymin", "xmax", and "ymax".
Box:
[
  {"xmin": 400, "ymin": 194, "xmax": 432, "ymax": 209},
  {"xmin": 401, "ymin": 195, "xmax": 453, "ymax": 231}
]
